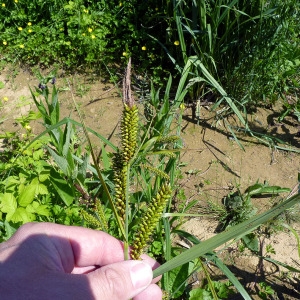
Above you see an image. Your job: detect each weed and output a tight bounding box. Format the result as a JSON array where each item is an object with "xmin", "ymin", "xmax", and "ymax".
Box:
[
  {"xmin": 258, "ymin": 282, "xmax": 275, "ymax": 300},
  {"xmin": 0, "ymin": 110, "xmax": 81, "ymax": 241},
  {"xmin": 189, "ymin": 280, "xmax": 235, "ymax": 299}
]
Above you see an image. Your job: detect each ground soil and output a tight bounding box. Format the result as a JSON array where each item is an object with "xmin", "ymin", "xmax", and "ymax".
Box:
[{"xmin": 1, "ymin": 67, "xmax": 300, "ymax": 299}]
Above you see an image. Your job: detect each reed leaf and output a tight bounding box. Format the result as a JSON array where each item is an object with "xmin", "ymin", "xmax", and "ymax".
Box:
[
  {"xmin": 153, "ymin": 193, "xmax": 300, "ymax": 278},
  {"xmin": 188, "ymin": 56, "xmax": 248, "ymax": 129}
]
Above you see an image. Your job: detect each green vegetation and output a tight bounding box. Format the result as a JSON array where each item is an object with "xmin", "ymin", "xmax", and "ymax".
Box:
[
  {"xmin": 0, "ymin": 0, "xmax": 163, "ymax": 73},
  {"xmin": 1, "ymin": 0, "xmax": 300, "ymax": 299}
]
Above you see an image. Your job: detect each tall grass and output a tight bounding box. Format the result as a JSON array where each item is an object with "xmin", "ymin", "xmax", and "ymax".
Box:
[
  {"xmin": 166, "ymin": 0, "xmax": 299, "ymax": 104},
  {"xmin": 150, "ymin": 0, "xmax": 299, "ymax": 152}
]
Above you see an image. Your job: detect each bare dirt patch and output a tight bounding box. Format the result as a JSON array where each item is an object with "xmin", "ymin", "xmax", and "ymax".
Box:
[
  {"xmin": 1, "ymin": 67, "xmax": 300, "ymax": 299},
  {"xmin": 174, "ymin": 107, "xmax": 300, "ymax": 298}
]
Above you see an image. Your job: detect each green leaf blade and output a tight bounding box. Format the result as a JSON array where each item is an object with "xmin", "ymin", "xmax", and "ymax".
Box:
[{"xmin": 153, "ymin": 194, "xmax": 300, "ymax": 278}]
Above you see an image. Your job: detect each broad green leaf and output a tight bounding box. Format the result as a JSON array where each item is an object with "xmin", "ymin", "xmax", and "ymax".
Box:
[
  {"xmin": 3, "ymin": 176, "xmax": 20, "ymax": 192},
  {"xmin": 39, "ymin": 170, "xmax": 50, "ymax": 182},
  {"xmin": 77, "ymin": 153, "xmax": 89, "ymax": 185},
  {"xmin": 9, "ymin": 207, "xmax": 35, "ymax": 223},
  {"xmin": 18, "ymin": 183, "xmax": 25, "ymax": 195},
  {"xmin": 18, "ymin": 178, "xmax": 39, "ymax": 207},
  {"xmin": 50, "ymin": 169, "xmax": 74, "ymax": 206},
  {"xmin": 66, "ymin": 149, "xmax": 76, "ymax": 179},
  {"xmin": 162, "ymin": 262, "xmax": 191, "ymax": 299},
  {"xmin": 35, "ymin": 205, "xmax": 50, "ymax": 217},
  {"xmin": 35, "ymin": 182, "xmax": 48, "ymax": 195},
  {"xmin": 189, "ymin": 288, "xmax": 212, "ymax": 300},
  {"xmin": 46, "ymin": 146, "xmax": 69, "ymax": 176},
  {"xmin": 0, "ymin": 193, "xmax": 17, "ymax": 214},
  {"xmin": 3, "ymin": 220, "xmax": 17, "ymax": 240},
  {"xmin": 246, "ymin": 183, "xmax": 290, "ymax": 196},
  {"xmin": 26, "ymin": 201, "xmax": 50, "ymax": 217},
  {"xmin": 62, "ymin": 121, "xmax": 72, "ymax": 157},
  {"xmin": 242, "ymin": 233, "xmax": 259, "ymax": 252},
  {"xmin": 26, "ymin": 201, "xmax": 40, "ymax": 213},
  {"xmin": 33, "ymin": 149, "xmax": 44, "ymax": 161}
]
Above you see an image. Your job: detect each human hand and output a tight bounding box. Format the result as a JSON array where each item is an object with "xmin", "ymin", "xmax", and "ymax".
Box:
[{"xmin": 0, "ymin": 222, "xmax": 162, "ymax": 300}]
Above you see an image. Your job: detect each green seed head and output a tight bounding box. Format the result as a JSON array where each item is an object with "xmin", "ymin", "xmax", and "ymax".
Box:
[{"xmin": 131, "ymin": 183, "xmax": 172, "ymax": 259}]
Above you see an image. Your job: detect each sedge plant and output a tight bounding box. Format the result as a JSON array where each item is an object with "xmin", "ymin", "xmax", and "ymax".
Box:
[
  {"xmin": 21, "ymin": 62, "xmax": 300, "ymax": 298},
  {"xmin": 80, "ymin": 59, "xmax": 181, "ymax": 261}
]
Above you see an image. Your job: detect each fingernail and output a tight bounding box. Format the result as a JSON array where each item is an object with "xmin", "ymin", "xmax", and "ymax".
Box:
[{"xmin": 130, "ymin": 262, "xmax": 152, "ymax": 289}]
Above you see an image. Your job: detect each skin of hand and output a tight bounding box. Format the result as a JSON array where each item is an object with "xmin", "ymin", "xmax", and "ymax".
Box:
[{"xmin": 0, "ymin": 222, "xmax": 162, "ymax": 300}]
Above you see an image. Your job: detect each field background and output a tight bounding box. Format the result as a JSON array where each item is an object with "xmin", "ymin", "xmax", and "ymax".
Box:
[{"xmin": 1, "ymin": 0, "xmax": 300, "ymax": 299}]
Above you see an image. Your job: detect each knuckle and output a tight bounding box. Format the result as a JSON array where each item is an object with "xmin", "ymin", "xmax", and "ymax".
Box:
[{"xmin": 97, "ymin": 267, "xmax": 129, "ymax": 300}]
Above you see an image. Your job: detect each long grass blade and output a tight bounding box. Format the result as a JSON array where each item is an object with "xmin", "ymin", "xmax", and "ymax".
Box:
[
  {"xmin": 262, "ymin": 256, "xmax": 300, "ymax": 273},
  {"xmin": 282, "ymin": 223, "xmax": 300, "ymax": 259},
  {"xmin": 24, "ymin": 117, "xmax": 117, "ymax": 152},
  {"xmin": 189, "ymin": 56, "xmax": 248, "ymax": 129},
  {"xmin": 175, "ymin": 230, "xmax": 251, "ymax": 299},
  {"xmin": 174, "ymin": 2, "xmax": 187, "ymax": 63},
  {"xmin": 226, "ymin": 122, "xmax": 245, "ymax": 151},
  {"xmin": 153, "ymin": 193, "xmax": 300, "ymax": 278},
  {"xmin": 67, "ymin": 82, "xmax": 126, "ymax": 240},
  {"xmin": 208, "ymin": 253, "xmax": 251, "ymax": 300}
]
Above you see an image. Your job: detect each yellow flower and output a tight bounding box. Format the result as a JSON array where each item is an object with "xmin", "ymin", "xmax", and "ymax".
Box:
[
  {"xmin": 88, "ymin": 28, "xmax": 93, "ymax": 32},
  {"xmin": 24, "ymin": 124, "xmax": 31, "ymax": 131},
  {"xmin": 19, "ymin": 44, "xmax": 24, "ymax": 48},
  {"xmin": 83, "ymin": 9, "xmax": 88, "ymax": 13},
  {"xmin": 60, "ymin": 28, "xmax": 63, "ymax": 31},
  {"xmin": 82, "ymin": 33, "xmax": 86, "ymax": 36},
  {"xmin": 141, "ymin": 46, "xmax": 147, "ymax": 51},
  {"xmin": 3, "ymin": 96, "xmax": 8, "ymax": 102},
  {"xmin": 27, "ymin": 22, "xmax": 32, "ymax": 26},
  {"xmin": 2, "ymin": 3, "xmax": 5, "ymax": 7},
  {"xmin": 122, "ymin": 52, "xmax": 127, "ymax": 56},
  {"xmin": 119, "ymin": 2, "xmax": 122, "ymax": 6},
  {"xmin": 28, "ymin": 29, "xmax": 32, "ymax": 33},
  {"xmin": 3, "ymin": 41, "xmax": 7, "ymax": 45},
  {"xmin": 91, "ymin": 35, "xmax": 96, "ymax": 39},
  {"xmin": 179, "ymin": 103, "xmax": 185, "ymax": 110},
  {"xmin": 15, "ymin": 0, "xmax": 18, "ymax": 2},
  {"xmin": 18, "ymin": 27, "xmax": 23, "ymax": 31},
  {"xmin": 174, "ymin": 40, "xmax": 180, "ymax": 46}
]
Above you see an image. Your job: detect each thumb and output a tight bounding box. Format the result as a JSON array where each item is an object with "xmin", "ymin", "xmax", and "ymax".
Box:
[{"xmin": 88, "ymin": 260, "xmax": 153, "ymax": 300}]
